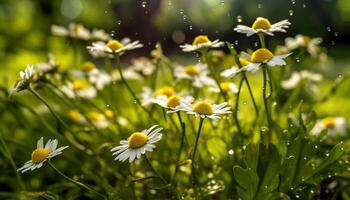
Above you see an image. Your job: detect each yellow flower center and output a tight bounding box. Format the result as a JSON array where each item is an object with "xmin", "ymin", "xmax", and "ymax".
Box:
[
  {"xmin": 252, "ymin": 17, "xmax": 272, "ymax": 30},
  {"xmin": 72, "ymin": 79, "xmax": 88, "ymax": 91},
  {"xmin": 302, "ymin": 36, "xmax": 311, "ymax": 45},
  {"xmin": 104, "ymin": 109, "xmax": 114, "ymax": 119},
  {"xmin": 192, "ymin": 101, "xmax": 214, "ymax": 115},
  {"xmin": 82, "ymin": 62, "xmax": 96, "ymax": 72},
  {"xmin": 192, "ymin": 35, "xmax": 210, "ymax": 45},
  {"xmin": 220, "ymin": 82, "xmax": 230, "ymax": 92},
  {"xmin": 88, "ymin": 111, "xmax": 101, "ymax": 122},
  {"xmin": 251, "ymin": 48, "xmax": 274, "ymax": 63},
  {"xmin": 239, "ymin": 58, "xmax": 251, "ymax": 67},
  {"xmin": 128, "ymin": 132, "xmax": 149, "ymax": 148},
  {"xmin": 155, "ymin": 86, "xmax": 174, "ymax": 97},
  {"xmin": 166, "ymin": 95, "xmax": 181, "ymax": 108},
  {"xmin": 31, "ymin": 148, "xmax": 49, "ymax": 164},
  {"xmin": 184, "ymin": 65, "xmax": 199, "ymax": 76},
  {"xmin": 322, "ymin": 117, "xmax": 336, "ymax": 129},
  {"xmin": 68, "ymin": 110, "xmax": 81, "ymax": 122},
  {"xmin": 107, "ymin": 40, "xmax": 124, "ymax": 51}
]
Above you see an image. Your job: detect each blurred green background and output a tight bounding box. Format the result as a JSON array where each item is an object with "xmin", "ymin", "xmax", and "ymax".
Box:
[{"xmin": 0, "ymin": 0, "xmax": 349, "ymax": 86}]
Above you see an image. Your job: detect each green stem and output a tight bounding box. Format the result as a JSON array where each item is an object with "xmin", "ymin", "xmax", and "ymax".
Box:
[
  {"xmin": 172, "ymin": 115, "xmax": 186, "ymax": 183},
  {"xmin": 143, "ymin": 154, "xmax": 167, "ymax": 185},
  {"xmin": 233, "ymin": 77, "xmax": 244, "ymax": 135},
  {"xmin": 48, "ymin": 161, "xmax": 106, "ymax": 199},
  {"xmin": 262, "ymin": 66, "xmax": 273, "ymax": 129},
  {"xmin": 0, "ymin": 128, "xmax": 26, "ymax": 190},
  {"xmin": 258, "ymin": 32, "xmax": 266, "ymax": 48},
  {"xmin": 114, "ymin": 55, "xmax": 156, "ymax": 122},
  {"xmin": 191, "ymin": 118, "xmax": 204, "ymax": 188}
]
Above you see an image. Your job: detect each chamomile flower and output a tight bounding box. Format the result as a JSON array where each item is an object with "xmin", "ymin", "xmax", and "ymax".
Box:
[
  {"xmin": 222, "ymin": 48, "xmax": 291, "ymax": 77},
  {"xmin": 152, "ymin": 95, "xmax": 194, "ymax": 111},
  {"xmin": 174, "ymin": 63, "xmax": 216, "ymax": 88},
  {"xmin": 87, "ymin": 111, "xmax": 109, "ymax": 129},
  {"xmin": 111, "ymin": 68, "xmax": 142, "ymax": 81},
  {"xmin": 90, "ymin": 29, "xmax": 111, "ymax": 41},
  {"xmin": 87, "ymin": 38, "xmax": 143, "ymax": 57},
  {"xmin": 67, "ymin": 110, "xmax": 85, "ymax": 123},
  {"xmin": 82, "ymin": 65, "xmax": 111, "ymax": 90},
  {"xmin": 12, "ymin": 65, "xmax": 35, "ymax": 93},
  {"xmin": 35, "ymin": 53, "xmax": 58, "ymax": 76},
  {"xmin": 311, "ymin": 117, "xmax": 347, "ymax": 137},
  {"xmin": 60, "ymin": 79, "xmax": 97, "ymax": 99},
  {"xmin": 174, "ymin": 100, "xmax": 231, "ymax": 120},
  {"xmin": 17, "ymin": 137, "xmax": 69, "ymax": 173},
  {"xmin": 51, "ymin": 23, "xmax": 90, "ymax": 40},
  {"xmin": 111, "ymin": 125, "xmax": 162, "ymax": 162},
  {"xmin": 180, "ymin": 35, "xmax": 224, "ymax": 52},
  {"xmin": 285, "ymin": 34, "xmax": 322, "ymax": 56},
  {"xmin": 281, "ymin": 70, "xmax": 322, "ymax": 90},
  {"xmin": 141, "ymin": 86, "xmax": 175, "ymax": 106},
  {"xmin": 234, "ymin": 17, "xmax": 291, "ymax": 37},
  {"xmin": 130, "ymin": 57, "xmax": 156, "ymax": 76},
  {"xmin": 209, "ymin": 81, "xmax": 238, "ymax": 94},
  {"xmin": 221, "ymin": 55, "xmax": 251, "ymax": 78}
]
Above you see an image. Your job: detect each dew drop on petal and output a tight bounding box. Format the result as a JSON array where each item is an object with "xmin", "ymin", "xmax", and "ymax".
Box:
[
  {"xmin": 289, "ymin": 10, "xmax": 294, "ymax": 16},
  {"xmin": 141, "ymin": 1, "xmax": 147, "ymax": 8}
]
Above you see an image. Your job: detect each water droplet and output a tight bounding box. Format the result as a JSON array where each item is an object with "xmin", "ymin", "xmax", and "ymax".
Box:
[
  {"xmin": 331, "ymin": 41, "xmax": 335, "ymax": 46},
  {"xmin": 168, "ymin": 0, "xmax": 172, "ymax": 6},
  {"xmin": 237, "ymin": 15, "xmax": 242, "ymax": 23},
  {"xmin": 326, "ymin": 26, "xmax": 331, "ymax": 32},
  {"xmin": 220, "ymin": 0, "xmax": 225, "ymax": 5},
  {"xmin": 334, "ymin": 32, "xmax": 338, "ymax": 37},
  {"xmin": 141, "ymin": 1, "xmax": 147, "ymax": 8},
  {"xmin": 234, "ymin": 40, "xmax": 239, "ymax": 45},
  {"xmin": 179, "ymin": 9, "xmax": 184, "ymax": 15},
  {"xmin": 326, "ymin": 152, "xmax": 330, "ymax": 157},
  {"xmin": 243, "ymin": 101, "xmax": 247, "ymax": 105},
  {"xmin": 314, "ymin": 145, "xmax": 318, "ymax": 149},
  {"xmin": 302, "ymin": 3, "xmax": 306, "ymax": 8},
  {"xmin": 303, "ymin": 156, "xmax": 307, "ymax": 160},
  {"xmin": 228, "ymin": 149, "xmax": 234, "ymax": 155},
  {"xmin": 104, "ymin": 10, "xmax": 108, "ymax": 14},
  {"xmin": 291, "ymin": 0, "xmax": 296, "ymax": 5},
  {"xmin": 254, "ymin": 42, "xmax": 258, "ymax": 47},
  {"xmin": 289, "ymin": 10, "xmax": 294, "ymax": 16},
  {"xmin": 189, "ymin": 25, "xmax": 193, "ymax": 30},
  {"xmin": 296, "ymin": 56, "xmax": 300, "ymax": 62},
  {"xmin": 295, "ymin": 194, "xmax": 300, "ymax": 198},
  {"xmin": 133, "ymin": 100, "xmax": 137, "ymax": 104},
  {"xmin": 110, "ymin": 30, "xmax": 115, "ymax": 37},
  {"xmin": 106, "ymin": 104, "xmax": 110, "ymax": 108},
  {"xmin": 258, "ymin": 3, "xmax": 261, "ymax": 8},
  {"xmin": 117, "ymin": 20, "xmax": 122, "ymax": 25},
  {"xmin": 183, "ymin": 15, "xmax": 187, "ymax": 20}
]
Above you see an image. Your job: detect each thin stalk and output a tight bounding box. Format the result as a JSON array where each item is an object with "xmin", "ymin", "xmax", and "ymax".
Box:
[
  {"xmin": 143, "ymin": 154, "xmax": 168, "ymax": 185},
  {"xmin": 262, "ymin": 66, "xmax": 273, "ymax": 129},
  {"xmin": 191, "ymin": 118, "xmax": 204, "ymax": 188},
  {"xmin": 172, "ymin": 118, "xmax": 186, "ymax": 184},
  {"xmin": 48, "ymin": 161, "xmax": 106, "ymax": 199},
  {"xmin": 233, "ymin": 77, "xmax": 244, "ymax": 135}
]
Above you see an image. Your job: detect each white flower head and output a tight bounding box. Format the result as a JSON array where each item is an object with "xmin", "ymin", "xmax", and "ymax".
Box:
[
  {"xmin": 12, "ymin": 65, "xmax": 36, "ymax": 94},
  {"xmin": 87, "ymin": 38, "xmax": 143, "ymax": 57},
  {"xmin": 152, "ymin": 95, "xmax": 194, "ymax": 111},
  {"xmin": 90, "ymin": 29, "xmax": 111, "ymax": 41},
  {"xmin": 111, "ymin": 125, "xmax": 162, "ymax": 162},
  {"xmin": 130, "ymin": 57, "xmax": 156, "ymax": 76},
  {"xmin": 222, "ymin": 48, "xmax": 291, "ymax": 77},
  {"xmin": 285, "ymin": 34, "xmax": 322, "ymax": 56},
  {"xmin": 111, "ymin": 68, "xmax": 142, "ymax": 81},
  {"xmin": 209, "ymin": 81, "xmax": 239, "ymax": 94},
  {"xmin": 17, "ymin": 137, "xmax": 69, "ymax": 173},
  {"xmin": 51, "ymin": 23, "xmax": 91, "ymax": 40},
  {"xmin": 60, "ymin": 79, "xmax": 97, "ymax": 99},
  {"xmin": 180, "ymin": 35, "xmax": 224, "ymax": 52},
  {"xmin": 173, "ymin": 100, "xmax": 231, "ymax": 120},
  {"xmin": 174, "ymin": 63, "xmax": 216, "ymax": 88},
  {"xmin": 140, "ymin": 86, "xmax": 175, "ymax": 106},
  {"xmin": 281, "ymin": 70, "xmax": 322, "ymax": 90},
  {"xmin": 311, "ymin": 117, "xmax": 346, "ymax": 137},
  {"xmin": 234, "ymin": 17, "xmax": 291, "ymax": 37},
  {"xmin": 87, "ymin": 111, "xmax": 109, "ymax": 129}
]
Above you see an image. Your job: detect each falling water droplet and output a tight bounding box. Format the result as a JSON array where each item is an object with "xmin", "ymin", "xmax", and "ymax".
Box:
[
  {"xmin": 106, "ymin": 104, "xmax": 111, "ymax": 108},
  {"xmin": 296, "ymin": 56, "xmax": 300, "ymax": 62},
  {"xmin": 141, "ymin": 1, "xmax": 147, "ymax": 8},
  {"xmin": 220, "ymin": 0, "xmax": 225, "ymax": 5},
  {"xmin": 237, "ymin": 15, "xmax": 242, "ymax": 23},
  {"xmin": 104, "ymin": 10, "xmax": 108, "ymax": 14},
  {"xmin": 289, "ymin": 10, "xmax": 294, "ymax": 16},
  {"xmin": 258, "ymin": 3, "xmax": 262, "ymax": 8},
  {"xmin": 254, "ymin": 42, "xmax": 258, "ymax": 47},
  {"xmin": 117, "ymin": 20, "xmax": 122, "ymax": 25},
  {"xmin": 291, "ymin": 0, "xmax": 296, "ymax": 5},
  {"xmin": 302, "ymin": 3, "xmax": 306, "ymax": 8},
  {"xmin": 183, "ymin": 15, "xmax": 187, "ymax": 20},
  {"xmin": 179, "ymin": 9, "xmax": 184, "ymax": 15},
  {"xmin": 326, "ymin": 26, "xmax": 331, "ymax": 32},
  {"xmin": 334, "ymin": 32, "xmax": 338, "ymax": 37},
  {"xmin": 189, "ymin": 25, "xmax": 193, "ymax": 30},
  {"xmin": 234, "ymin": 40, "xmax": 239, "ymax": 45}
]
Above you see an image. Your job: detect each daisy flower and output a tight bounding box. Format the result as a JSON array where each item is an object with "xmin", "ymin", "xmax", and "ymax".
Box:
[
  {"xmin": 90, "ymin": 29, "xmax": 111, "ymax": 41},
  {"xmin": 67, "ymin": 109, "xmax": 85, "ymax": 124},
  {"xmin": 285, "ymin": 34, "xmax": 322, "ymax": 56},
  {"xmin": 17, "ymin": 137, "xmax": 69, "ymax": 173},
  {"xmin": 51, "ymin": 23, "xmax": 90, "ymax": 40},
  {"xmin": 152, "ymin": 95, "xmax": 194, "ymax": 111},
  {"xmin": 12, "ymin": 65, "xmax": 35, "ymax": 94},
  {"xmin": 87, "ymin": 38, "xmax": 143, "ymax": 57},
  {"xmin": 281, "ymin": 70, "xmax": 322, "ymax": 90},
  {"xmin": 174, "ymin": 63, "xmax": 216, "ymax": 88},
  {"xmin": 111, "ymin": 125, "xmax": 162, "ymax": 162},
  {"xmin": 130, "ymin": 57, "xmax": 156, "ymax": 76},
  {"xmin": 60, "ymin": 79, "xmax": 97, "ymax": 99},
  {"xmin": 311, "ymin": 117, "xmax": 347, "ymax": 137},
  {"xmin": 35, "ymin": 53, "xmax": 58, "ymax": 76},
  {"xmin": 140, "ymin": 86, "xmax": 176, "ymax": 106},
  {"xmin": 209, "ymin": 81, "xmax": 238, "ymax": 94},
  {"xmin": 221, "ymin": 48, "xmax": 291, "ymax": 77},
  {"xmin": 180, "ymin": 35, "xmax": 224, "ymax": 52},
  {"xmin": 234, "ymin": 17, "xmax": 291, "ymax": 37},
  {"xmin": 174, "ymin": 100, "xmax": 231, "ymax": 120},
  {"xmin": 111, "ymin": 68, "xmax": 142, "ymax": 81},
  {"xmin": 87, "ymin": 111, "xmax": 109, "ymax": 129},
  {"xmin": 220, "ymin": 54, "xmax": 252, "ymax": 78}
]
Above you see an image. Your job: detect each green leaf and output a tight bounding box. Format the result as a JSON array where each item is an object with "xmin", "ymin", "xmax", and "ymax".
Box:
[{"xmin": 206, "ymin": 137, "xmax": 227, "ymax": 160}]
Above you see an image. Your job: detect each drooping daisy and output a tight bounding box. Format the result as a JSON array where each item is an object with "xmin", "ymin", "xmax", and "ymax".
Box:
[
  {"xmin": 17, "ymin": 137, "xmax": 69, "ymax": 173},
  {"xmin": 140, "ymin": 86, "xmax": 176, "ymax": 106},
  {"xmin": 311, "ymin": 117, "xmax": 347, "ymax": 137},
  {"xmin": 281, "ymin": 70, "xmax": 322, "ymax": 90},
  {"xmin": 111, "ymin": 125, "xmax": 162, "ymax": 162},
  {"xmin": 180, "ymin": 35, "xmax": 224, "ymax": 52},
  {"xmin": 35, "ymin": 53, "xmax": 58, "ymax": 76},
  {"xmin": 234, "ymin": 17, "xmax": 291, "ymax": 37},
  {"xmin": 220, "ymin": 54, "xmax": 252, "ymax": 78},
  {"xmin": 173, "ymin": 100, "xmax": 231, "ymax": 120},
  {"xmin": 174, "ymin": 63, "xmax": 216, "ymax": 88},
  {"xmin": 12, "ymin": 65, "xmax": 35, "ymax": 93},
  {"xmin": 285, "ymin": 34, "xmax": 322, "ymax": 56},
  {"xmin": 221, "ymin": 48, "xmax": 291, "ymax": 77},
  {"xmin": 87, "ymin": 38, "xmax": 143, "ymax": 57},
  {"xmin": 60, "ymin": 79, "xmax": 97, "ymax": 99}
]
